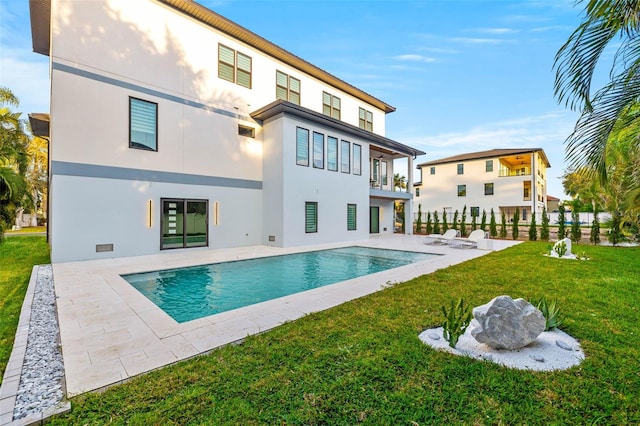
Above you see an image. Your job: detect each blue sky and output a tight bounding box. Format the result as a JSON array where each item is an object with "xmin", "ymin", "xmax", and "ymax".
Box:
[{"xmin": 0, "ymin": 0, "xmax": 597, "ymax": 197}]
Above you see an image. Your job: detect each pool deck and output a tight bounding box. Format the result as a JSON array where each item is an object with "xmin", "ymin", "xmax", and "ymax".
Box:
[{"xmin": 52, "ymin": 235, "xmax": 520, "ymax": 396}]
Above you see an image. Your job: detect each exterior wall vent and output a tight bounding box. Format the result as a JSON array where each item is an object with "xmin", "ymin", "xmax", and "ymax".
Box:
[
  {"xmin": 268, "ymin": 235, "xmax": 276, "ymax": 242},
  {"xmin": 96, "ymin": 244, "xmax": 114, "ymax": 253}
]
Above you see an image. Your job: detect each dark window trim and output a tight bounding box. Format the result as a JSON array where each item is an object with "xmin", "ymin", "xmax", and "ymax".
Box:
[
  {"xmin": 218, "ymin": 43, "xmax": 252, "ymax": 89},
  {"xmin": 340, "ymin": 140, "xmax": 350, "ymax": 174},
  {"xmin": 353, "ymin": 143, "xmax": 362, "ymax": 175},
  {"xmin": 327, "ymin": 136, "xmax": 339, "ymax": 172},
  {"xmin": 347, "ymin": 203, "xmax": 357, "ymax": 231},
  {"xmin": 238, "ymin": 124, "xmax": 255, "ymax": 138},
  {"xmin": 305, "ymin": 201, "xmax": 318, "ymax": 233},
  {"xmin": 358, "ymin": 107, "xmax": 373, "ymax": 131},
  {"xmin": 323, "ymin": 91, "xmax": 341, "ymax": 120},
  {"xmin": 486, "ymin": 159, "xmax": 494, "ymax": 172},
  {"xmin": 160, "ymin": 198, "xmax": 209, "ymax": 250},
  {"xmin": 457, "ymin": 184, "xmax": 466, "ymax": 197},
  {"xmin": 484, "ymin": 182, "xmax": 494, "ymax": 196},
  {"xmin": 276, "ymin": 70, "xmax": 300, "ymax": 104},
  {"xmin": 430, "ymin": 166, "xmax": 436, "ymax": 175},
  {"xmin": 296, "ymin": 126, "xmax": 310, "ymax": 167},
  {"xmin": 313, "ymin": 131, "xmax": 324, "ymax": 169},
  {"xmin": 129, "ymin": 96, "xmax": 158, "ymax": 152},
  {"xmin": 457, "ymin": 163, "xmax": 464, "ymax": 175}
]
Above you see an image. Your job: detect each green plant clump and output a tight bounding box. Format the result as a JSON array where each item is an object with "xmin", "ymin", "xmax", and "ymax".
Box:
[
  {"xmin": 415, "ymin": 204, "xmax": 422, "ymax": 234},
  {"xmin": 529, "ymin": 296, "xmax": 563, "ymax": 331},
  {"xmin": 441, "ymin": 298, "xmax": 473, "ymax": 348},
  {"xmin": 554, "ymin": 240, "xmax": 568, "ymax": 257}
]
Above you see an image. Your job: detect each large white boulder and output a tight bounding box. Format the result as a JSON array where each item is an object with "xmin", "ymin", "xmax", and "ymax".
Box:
[{"xmin": 470, "ymin": 295, "xmax": 545, "ymax": 350}]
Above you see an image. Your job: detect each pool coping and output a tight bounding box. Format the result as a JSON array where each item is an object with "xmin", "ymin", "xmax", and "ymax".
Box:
[{"xmin": 35, "ymin": 235, "xmax": 522, "ymax": 399}]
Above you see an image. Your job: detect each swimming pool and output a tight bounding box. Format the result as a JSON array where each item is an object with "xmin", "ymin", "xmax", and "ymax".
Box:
[{"xmin": 122, "ymin": 246, "xmax": 437, "ymax": 323}]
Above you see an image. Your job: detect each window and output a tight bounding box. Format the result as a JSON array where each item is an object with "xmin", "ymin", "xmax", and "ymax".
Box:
[
  {"xmin": 327, "ymin": 136, "xmax": 338, "ymax": 171},
  {"xmin": 238, "ymin": 124, "xmax": 255, "ymax": 138},
  {"xmin": 347, "ymin": 204, "xmax": 357, "ymax": 231},
  {"xmin": 470, "ymin": 207, "xmax": 480, "ymax": 217},
  {"xmin": 381, "ymin": 161, "xmax": 388, "ymax": 186},
  {"xmin": 430, "ymin": 167, "xmax": 436, "ymax": 175},
  {"xmin": 457, "ymin": 163, "xmax": 464, "ymax": 174},
  {"xmin": 484, "ymin": 183, "xmax": 494, "ymax": 195},
  {"xmin": 358, "ymin": 107, "xmax": 373, "ymax": 131},
  {"xmin": 161, "ymin": 199, "xmax": 208, "ymax": 250},
  {"xmin": 218, "ymin": 44, "xmax": 252, "ymax": 88},
  {"xmin": 486, "ymin": 160, "xmax": 494, "ymax": 172},
  {"xmin": 457, "ymin": 184, "xmax": 466, "ymax": 197},
  {"xmin": 323, "ymin": 92, "xmax": 341, "ymax": 119},
  {"xmin": 372, "ymin": 158, "xmax": 379, "ymax": 184},
  {"xmin": 416, "ymin": 188, "xmax": 420, "ymax": 197},
  {"xmin": 341, "ymin": 140, "xmax": 350, "ymax": 173},
  {"xmin": 296, "ymin": 127, "xmax": 309, "ymax": 166},
  {"xmin": 305, "ymin": 202, "xmax": 317, "ymax": 233},
  {"xmin": 353, "ymin": 144, "xmax": 362, "ymax": 175},
  {"xmin": 276, "ymin": 71, "xmax": 300, "ymax": 104},
  {"xmin": 313, "ymin": 132, "xmax": 324, "ymax": 169},
  {"xmin": 129, "ymin": 97, "xmax": 157, "ymax": 151}
]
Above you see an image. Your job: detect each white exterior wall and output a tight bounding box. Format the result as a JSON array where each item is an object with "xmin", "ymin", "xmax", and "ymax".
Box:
[
  {"xmin": 47, "ymin": 0, "xmax": 394, "ymax": 261},
  {"xmin": 414, "ymin": 154, "xmax": 547, "ymax": 220},
  {"xmin": 263, "ymin": 114, "xmax": 370, "ymax": 247}
]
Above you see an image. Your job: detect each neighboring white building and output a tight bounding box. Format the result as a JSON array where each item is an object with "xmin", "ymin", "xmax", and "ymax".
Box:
[
  {"xmin": 414, "ymin": 148, "xmax": 550, "ymax": 224},
  {"xmin": 29, "ymin": 0, "xmax": 424, "ymax": 263}
]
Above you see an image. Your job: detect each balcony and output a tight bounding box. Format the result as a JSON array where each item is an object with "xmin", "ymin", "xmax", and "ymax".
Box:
[{"xmin": 499, "ymin": 154, "xmax": 531, "ymax": 177}]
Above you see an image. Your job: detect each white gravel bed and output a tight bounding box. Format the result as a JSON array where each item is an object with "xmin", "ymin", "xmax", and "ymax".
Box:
[
  {"xmin": 420, "ymin": 326, "xmax": 585, "ymax": 371},
  {"xmin": 13, "ymin": 265, "xmax": 65, "ymax": 421}
]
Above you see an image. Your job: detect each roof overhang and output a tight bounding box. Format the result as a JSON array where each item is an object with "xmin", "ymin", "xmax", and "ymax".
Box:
[
  {"xmin": 251, "ymin": 100, "xmax": 424, "ymax": 158},
  {"xmin": 417, "ymin": 148, "xmax": 551, "ymax": 168},
  {"xmin": 29, "ymin": 0, "xmax": 51, "ymax": 56},
  {"xmin": 29, "ymin": 113, "xmax": 50, "ymax": 137}
]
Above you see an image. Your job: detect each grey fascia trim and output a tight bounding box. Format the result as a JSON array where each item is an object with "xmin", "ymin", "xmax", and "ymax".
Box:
[
  {"xmin": 52, "ymin": 62, "xmax": 253, "ymax": 122},
  {"xmin": 369, "ymin": 188, "xmax": 411, "ymax": 200},
  {"xmin": 52, "ymin": 161, "xmax": 262, "ymax": 190},
  {"xmin": 251, "ymin": 100, "xmax": 425, "ymax": 157}
]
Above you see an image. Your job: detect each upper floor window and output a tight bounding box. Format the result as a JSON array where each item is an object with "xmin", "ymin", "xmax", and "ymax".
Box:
[
  {"xmin": 457, "ymin": 163, "xmax": 464, "ymax": 175},
  {"xmin": 327, "ymin": 136, "xmax": 338, "ymax": 171},
  {"xmin": 484, "ymin": 183, "xmax": 494, "ymax": 195},
  {"xmin": 218, "ymin": 44, "xmax": 252, "ymax": 89},
  {"xmin": 430, "ymin": 166, "xmax": 436, "ymax": 175},
  {"xmin": 341, "ymin": 140, "xmax": 350, "ymax": 173},
  {"xmin": 296, "ymin": 127, "xmax": 309, "ymax": 166},
  {"xmin": 323, "ymin": 92, "xmax": 341, "ymax": 120},
  {"xmin": 416, "ymin": 187, "xmax": 420, "ymax": 197},
  {"xmin": 129, "ymin": 97, "xmax": 157, "ymax": 151},
  {"xmin": 457, "ymin": 184, "xmax": 466, "ymax": 197},
  {"xmin": 353, "ymin": 144, "xmax": 362, "ymax": 175},
  {"xmin": 359, "ymin": 107, "xmax": 373, "ymax": 131},
  {"xmin": 276, "ymin": 71, "xmax": 300, "ymax": 105},
  {"xmin": 313, "ymin": 132, "xmax": 324, "ymax": 169},
  {"xmin": 486, "ymin": 160, "xmax": 493, "ymax": 172}
]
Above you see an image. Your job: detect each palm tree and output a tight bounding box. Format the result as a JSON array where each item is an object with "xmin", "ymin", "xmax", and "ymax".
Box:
[
  {"xmin": 554, "ymin": 0, "xmax": 640, "ymax": 181},
  {"xmin": 0, "ymin": 87, "xmax": 30, "ymax": 237},
  {"xmin": 393, "ymin": 173, "xmax": 407, "ymax": 192}
]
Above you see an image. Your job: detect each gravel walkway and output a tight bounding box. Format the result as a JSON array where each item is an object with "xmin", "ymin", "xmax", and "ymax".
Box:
[{"xmin": 13, "ymin": 265, "xmax": 65, "ymax": 421}]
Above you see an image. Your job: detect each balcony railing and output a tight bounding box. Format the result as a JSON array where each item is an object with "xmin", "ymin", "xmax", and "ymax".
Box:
[{"xmin": 499, "ymin": 169, "xmax": 531, "ymax": 177}]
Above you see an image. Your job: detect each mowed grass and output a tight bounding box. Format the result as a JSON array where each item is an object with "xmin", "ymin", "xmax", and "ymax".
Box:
[
  {"xmin": 0, "ymin": 236, "xmax": 50, "ymax": 380},
  {"xmin": 2, "ymin": 239, "xmax": 638, "ymax": 424}
]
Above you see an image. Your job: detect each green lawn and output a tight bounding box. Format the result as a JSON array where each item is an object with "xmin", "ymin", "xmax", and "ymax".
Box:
[
  {"xmin": 0, "ymin": 236, "xmax": 50, "ymax": 380},
  {"xmin": 2, "ymin": 239, "xmax": 639, "ymax": 424}
]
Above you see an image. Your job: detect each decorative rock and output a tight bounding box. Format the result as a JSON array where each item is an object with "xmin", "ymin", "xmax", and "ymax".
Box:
[
  {"xmin": 556, "ymin": 340, "xmax": 573, "ymax": 351},
  {"xmin": 529, "ymin": 354, "xmax": 545, "ymax": 362},
  {"xmin": 427, "ymin": 332, "xmax": 440, "ymax": 340},
  {"xmin": 470, "ymin": 295, "xmax": 546, "ymax": 350},
  {"xmin": 550, "ymin": 238, "xmax": 577, "ymax": 259}
]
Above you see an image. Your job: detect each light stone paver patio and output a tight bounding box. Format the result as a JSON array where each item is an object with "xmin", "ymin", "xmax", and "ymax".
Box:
[{"xmin": 53, "ymin": 235, "xmax": 521, "ymax": 396}]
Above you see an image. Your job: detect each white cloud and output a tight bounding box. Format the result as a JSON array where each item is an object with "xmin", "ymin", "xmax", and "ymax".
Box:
[
  {"xmin": 476, "ymin": 28, "xmax": 520, "ymax": 35},
  {"xmin": 0, "ymin": 48, "xmax": 50, "ymax": 114},
  {"xmin": 393, "ymin": 54, "xmax": 438, "ymax": 63},
  {"xmin": 451, "ymin": 37, "xmax": 509, "ymax": 45}
]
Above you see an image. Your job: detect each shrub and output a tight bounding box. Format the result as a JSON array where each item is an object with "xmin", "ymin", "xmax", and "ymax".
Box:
[
  {"xmin": 540, "ymin": 206, "xmax": 550, "ymax": 241},
  {"xmin": 590, "ymin": 210, "xmax": 600, "ymax": 244},
  {"xmin": 480, "ymin": 209, "xmax": 487, "ymax": 231},
  {"xmin": 433, "ymin": 210, "xmax": 440, "ymax": 234},
  {"xmin": 499, "ymin": 211, "xmax": 507, "ymax": 239},
  {"xmin": 452, "ymin": 210, "xmax": 459, "ymax": 231},
  {"xmin": 489, "ymin": 208, "xmax": 497, "ymax": 238},
  {"xmin": 425, "ymin": 211, "xmax": 432, "ymax": 235},
  {"xmin": 529, "ymin": 296, "xmax": 563, "ymax": 331},
  {"xmin": 571, "ymin": 209, "xmax": 581, "ymax": 243},
  {"xmin": 460, "ymin": 205, "xmax": 467, "ymax": 237},
  {"xmin": 529, "ymin": 212, "xmax": 537, "ymax": 241},
  {"xmin": 416, "ymin": 204, "xmax": 423, "ymax": 234},
  {"xmin": 471, "ymin": 215, "xmax": 477, "ymax": 231},
  {"xmin": 441, "ymin": 299, "xmax": 473, "ymax": 348},
  {"xmin": 442, "ymin": 208, "xmax": 448, "ymax": 232},
  {"xmin": 558, "ymin": 205, "xmax": 566, "ymax": 239},
  {"xmin": 512, "ymin": 209, "xmax": 519, "ymax": 240}
]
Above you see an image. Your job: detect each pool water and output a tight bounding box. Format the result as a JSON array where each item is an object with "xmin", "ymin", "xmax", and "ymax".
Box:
[{"xmin": 122, "ymin": 246, "xmax": 436, "ymax": 323}]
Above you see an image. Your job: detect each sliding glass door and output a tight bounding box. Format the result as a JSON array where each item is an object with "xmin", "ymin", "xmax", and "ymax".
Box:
[{"xmin": 161, "ymin": 199, "xmax": 208, "ymax": 250}]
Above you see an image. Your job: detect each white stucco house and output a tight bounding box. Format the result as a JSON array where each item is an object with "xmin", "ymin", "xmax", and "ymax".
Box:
[
  {"xmin": 414, "ymin": 148, "xmax": 550, "ymax": 224},
  {"xmin": 29, "ymin": 0, "xmax": 424, "ymax": 262}
]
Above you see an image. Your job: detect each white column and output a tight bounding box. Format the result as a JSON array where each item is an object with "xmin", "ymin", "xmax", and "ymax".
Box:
[{"xmin": 405, "ymin": 156, "xmax": 414, "ymax": 235}]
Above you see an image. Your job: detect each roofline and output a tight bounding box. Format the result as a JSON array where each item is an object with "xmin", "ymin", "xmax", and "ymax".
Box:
[
  {"xmin": 251, "ymin": 100, "xmax": 425, "ymax": 158},
  {"xmin": 29, "ymin": 0, "xmax": 396, "ymax": 114},
  {"xmin": 417, "ymin": 148, "xmax": 551, "ymax": 168}
]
